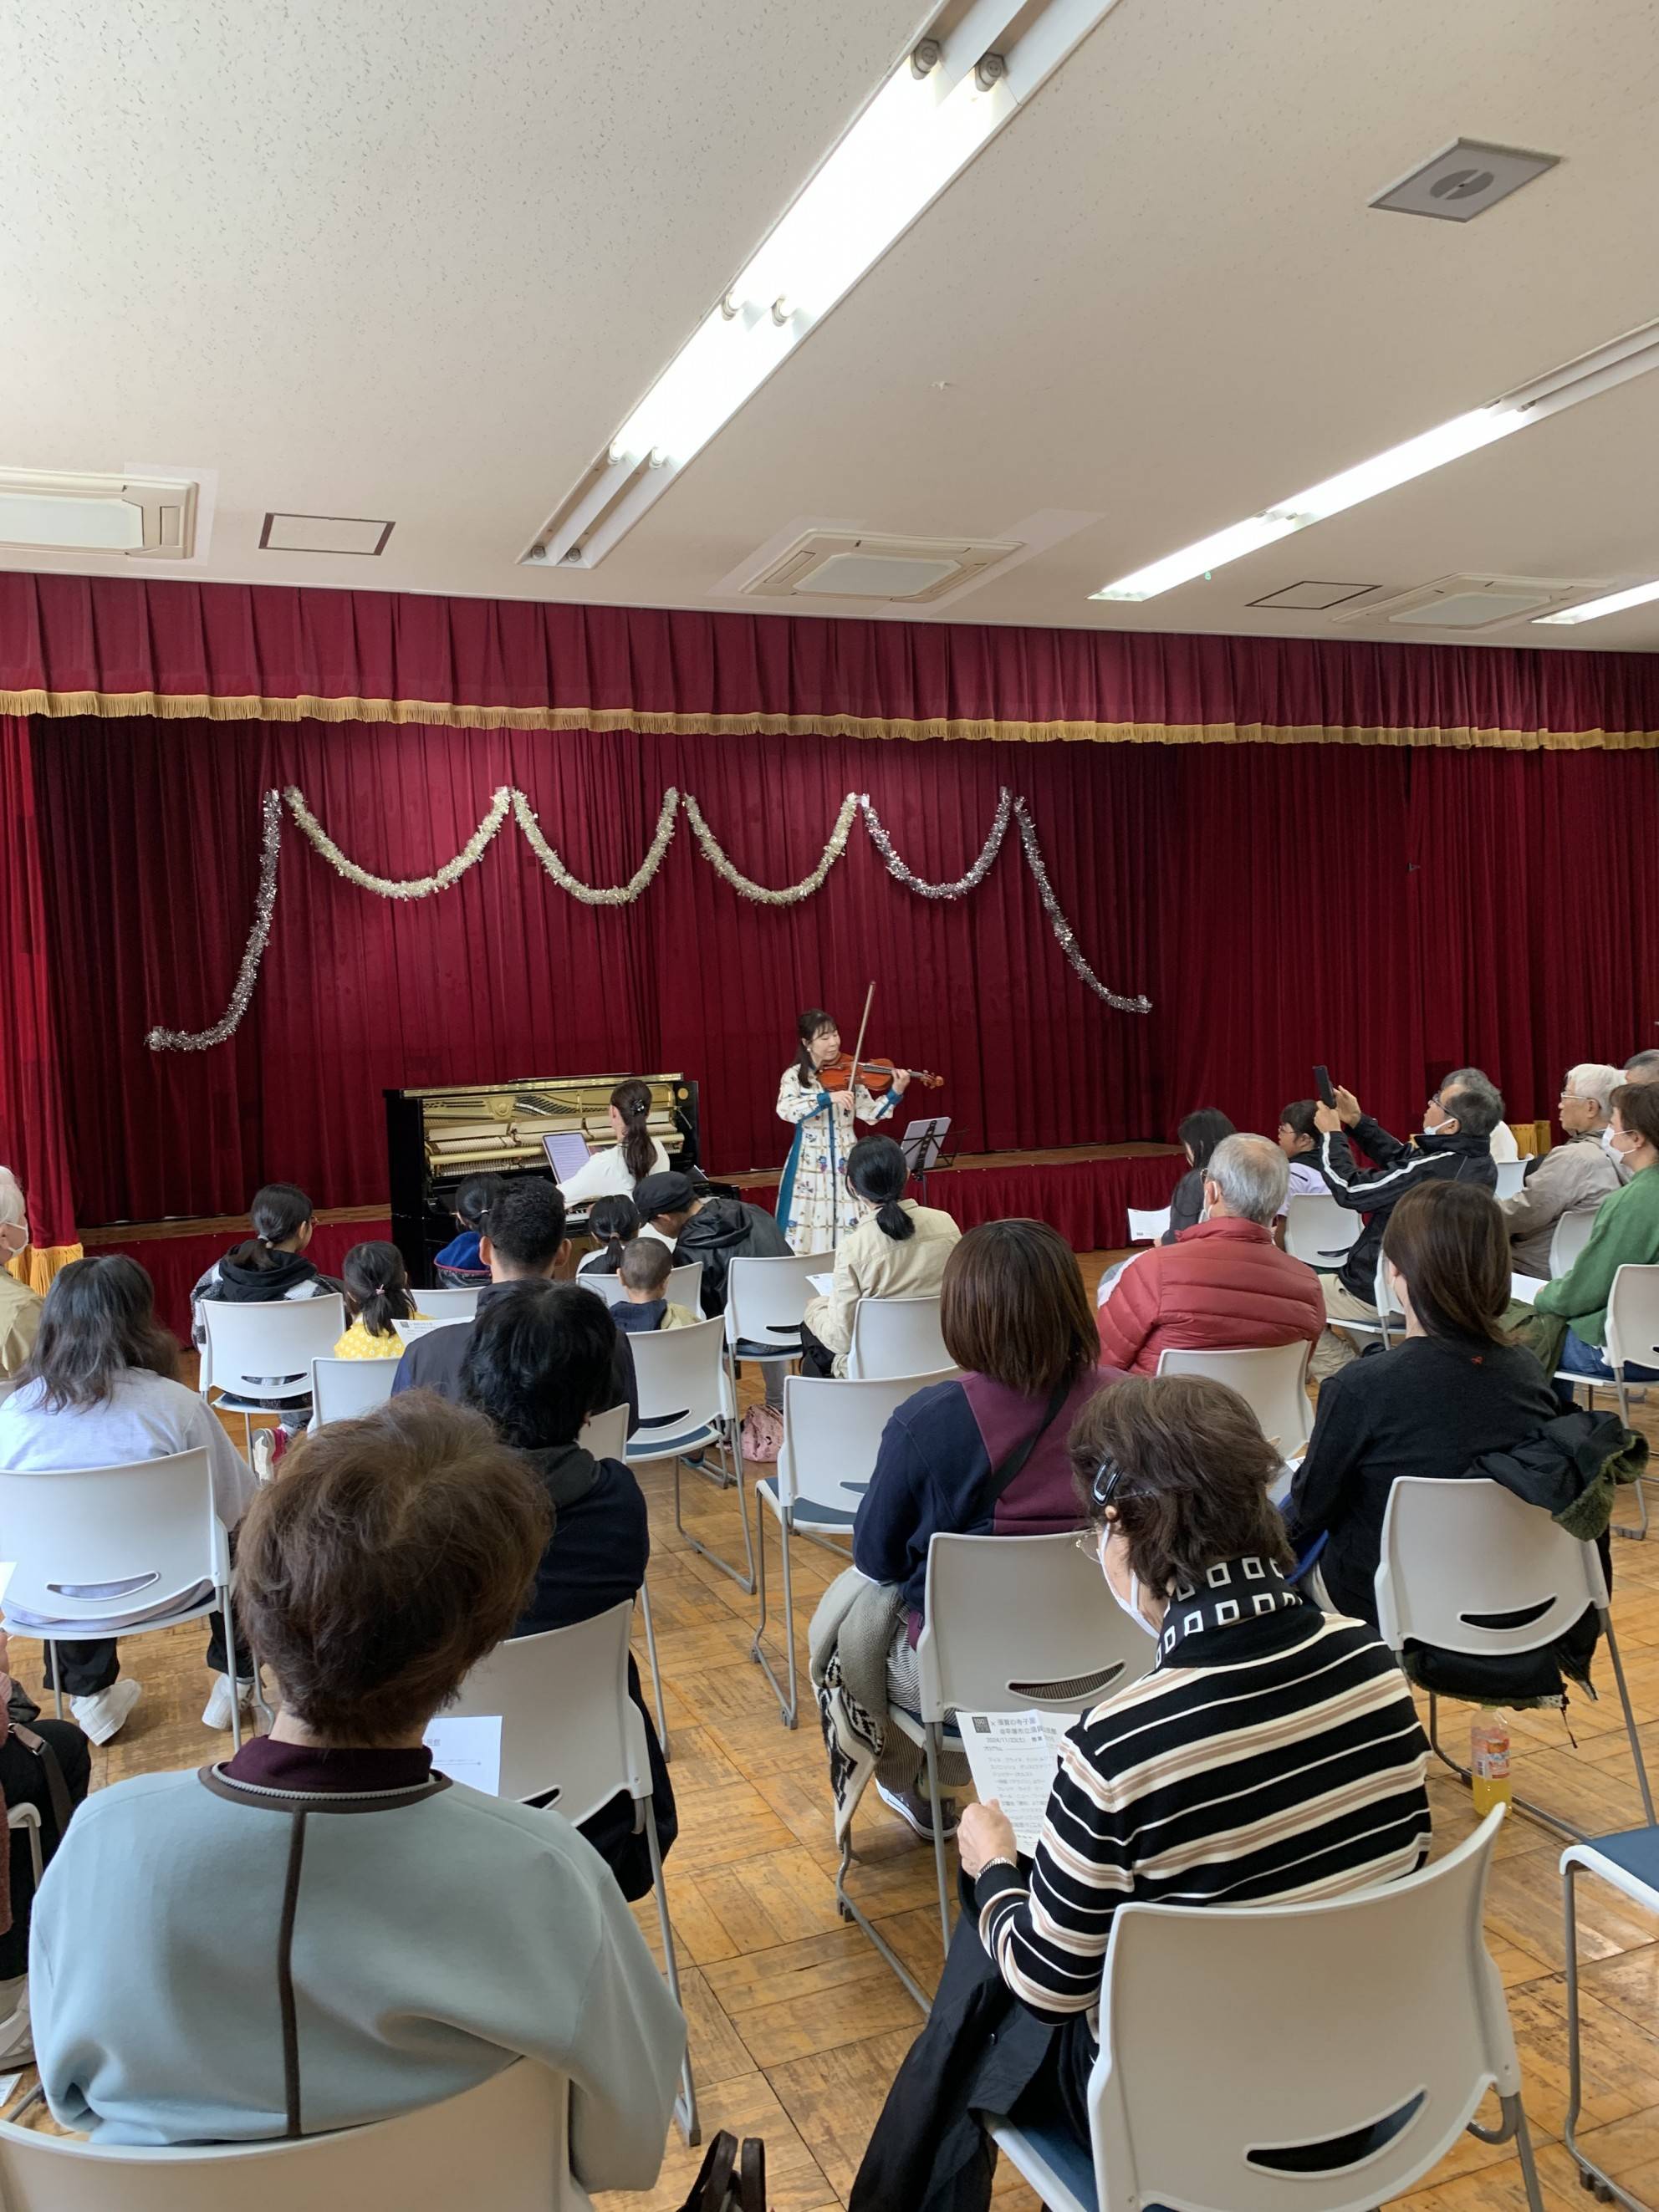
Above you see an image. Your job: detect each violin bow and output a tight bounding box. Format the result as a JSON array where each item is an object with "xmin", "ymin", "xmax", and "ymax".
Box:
[{"xmin": 847, "ymin": 981, "xmax": 875, "ymax": 1097}]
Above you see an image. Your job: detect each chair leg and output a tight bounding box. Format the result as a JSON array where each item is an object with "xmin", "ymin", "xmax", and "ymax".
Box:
[
  {"xmin": 1506, "ymin": 2097, "xmax": 1547, "ymax": 2212},
  {"xmin": 748, "ymin": 1491, "xmax": 798, "ymax": 1729},
  {"xmin": 637, "ymin": 1577, "xmax": 669, "ymax": 1761},
  {"xmin": 835, "ymin": 1832, "xmax": 933, "ymax": 2016},
  {"xmin": 1601, "ymin": 1610, "xmax": 1656, "ymax": 1825},
  {"xmin": 669, "ymin": 1454, "xmax": 755, "ymax": 1595},
  {"xmin": 23, "ymin": 1815, "xmax": 41, "ymax": 1888},
  {"xmin": 646, "ymin": 1802, "xmax": 700, "ymax": 2148},
  {"xmin": 923, "ymin": 1723, "xmax": 952, "ymax": 1955},
  {"xmin": 46, "ymin": 1642, "xmax": 62, "ymax": 1722}
]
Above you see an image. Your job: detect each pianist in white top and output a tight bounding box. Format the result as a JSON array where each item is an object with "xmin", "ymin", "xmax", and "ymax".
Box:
[{"xmin": 556, "ymin": 1078, "xmax": 671, "ymax": 1207}]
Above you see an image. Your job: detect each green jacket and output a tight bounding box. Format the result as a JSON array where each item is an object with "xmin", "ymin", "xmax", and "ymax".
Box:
[{"xmin": 1534, "ymin": 1165, "xmax": 1659, "ymax": 1348}]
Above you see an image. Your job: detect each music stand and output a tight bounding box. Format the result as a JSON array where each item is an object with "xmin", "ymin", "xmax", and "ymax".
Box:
[{"xmin": 899, "ymin": 1116, "xmax": 955, "ymax": 1204}]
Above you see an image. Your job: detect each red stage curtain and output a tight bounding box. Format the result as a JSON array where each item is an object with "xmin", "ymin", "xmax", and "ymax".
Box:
[
  {"xmin": 6, "ymin": 572, "xmax": 1659, "ymax": 747},
  {"xmin": 33, "ymin": 712, "xmax": 1659, "ymax": 1230},
  {"xmin": 0, "ymin": 715, "xmax": 78, "ymax": 1276}
]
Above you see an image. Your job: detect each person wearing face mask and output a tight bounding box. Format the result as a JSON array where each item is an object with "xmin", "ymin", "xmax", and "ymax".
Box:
[
  {"xmin": 850, "ymin": 1374, "xmax": 1431, "ymax": 2212},
  {"xmin": 798, "ymin": 1136, "xmax": 960, "ymax": 1377},
  {"xmin": 1534, "ymin": 1081, "xmax": 1659, "ymax": 1397},
  {"xmin": 1499, "ymin": 1063, "xmax": 1626, "ymax": 1279},
  {"xmin": 1308, "ymin": 1066, "xmax": 1503, "ymax": 1378},
  {"xmin": 0, "ymin": 1170, "xmax": 42, "ymax": 1381}
]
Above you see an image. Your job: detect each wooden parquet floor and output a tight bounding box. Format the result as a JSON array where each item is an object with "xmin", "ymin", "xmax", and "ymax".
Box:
[{"xmin": 8, "ymin": 1255, "xmax": 1659, "ymax": 2209}]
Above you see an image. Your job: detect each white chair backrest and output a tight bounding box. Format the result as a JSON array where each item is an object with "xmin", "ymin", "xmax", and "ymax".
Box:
[
  {"xmin": 1493, "ymin": 1158, "xmax": 1527, "ymax": 1201},
  {"xmin": 393, "ymin": 1316, "xmax": 467, "ymax": 1345},
  {"xmin": 846, "ymin": 1295, "xmax": 951, "ymax": 1380},
  {"xmin": 578, "ymin": 1402, "xmax": 630, "ymax": 1461},
  {"xmin": 1281, "ymin": 1192, "xmax": 1361, "ymax": 1267},
  {"xmin": 1085, "ymin": 1811, "xmax": 1513, "ymax": 2212},
  {"xmin": 448, "ymin": 1603, "xmax": 643, "ymax": 1820},
  {"xmin": 417, "ymin": 1285, "xmax": 480, "ymax": 1320},
  {"xmin": 1606, "ymin": 1263, "xmax": 1659, "ymax": 1374},
  {"xmin": 1126, "ymin": 1206, "xmax": 1170, "ymax": 1244},
  {"xmin": 1375, "ymin": 1476, "xmax": 1605, "ymax": 1658},
  {"xmin": 778, "ymin": 1370, "xmax": 954, "ymax": 1514},
  {"xmin": 1373, "ymin": 1256, "xmax": 1406, "ymax": 1325},
  {"xmin": 1155, "ymin": 1341, "xmax": 1313, "ymax": 1458},
  {"xmin": 627, "ymin": 1314, "xmax": 727, "ymax": 1445},
  {"xmin": 916, "ymin": 1532, "xmax": 1156, "ymax": 1722},
  {"xmin": 200, "ymin": 1295, "xmax": 345, "ymax": 1401},
  {"xmin": 1548, "ymin": 1204, "xmax": 1602, "ymax": 1278},
  {"xmin": 666, "ymin": 1261, "xmax": 706, "ymax": 1316},
  {"xmin": 0, "ymin": 2059, "xmax": 590, "ymax": 2212},
  {"xmin": 0, "ymin": 1450, "xmax": 228, "ymax": 1625},
  {"xmin": 309, "ymin": 1356, "xmax": 396, "ymax": 1426},
  {"xmin": 723, "ymin": 1251, "xmax": 817, "ymax": 1353}
]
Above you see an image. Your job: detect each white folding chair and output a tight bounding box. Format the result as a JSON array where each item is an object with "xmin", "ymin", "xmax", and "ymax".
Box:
[
  {"xmin": 1556, "ymin": 1265, "xmax": 1659, "ymax": 1539},
  {"xmin": 750, "ymin": 1370, "xmax": 952, "ymax": 1729},
  {"xmin": 448, "ymin": 1604, "xmax": 698, "ymax": 2147},
  {"xmin": 1125, "ymin": 1206, "xmax": 1170, "ymax": 1244},
  {"xmin": 991, "ymin": 1810, "xmax": 1544, "ymax": 2212},
  {"xmin": 1155, "ymin": 1341, "xmax": 1313, "ymax": 1464},
  {"xmin": 309, "ymin": 1355, "xmax": 396, "ymax": 1428},
  {"xmin": 722, "ymin": 1251, "xmax": 816, "ymax": 1406},
  {"xmin": 1493, "ymin": 1158, "xmax": 1527, "ymax": 1201},
  {"xmin": 665, "ymin": 1262, "xmax": 706, "ymax": 1318},
  {"xmin": 625, "ymin": 1317, "xmax": 752, "ymax": 1592},
  {"xmin": 0, "ymin": 2058, "xmax": 594, "ymax": 2212},
  {"xmin": 416, "ymin": 1285, "xmax": 480, "ymax": 1321},
  {"xmin": 579, "ymin": 1401, "xmax": 668, "ymax": 1758},
  {"xmin": 845, "ymin": 1295, "xmax": 951, "ymax": 1380},
  {"xmin": 1376, "ymin": 1476, "xmax": 1654, "ymax": 1842},
  {"xmin": 0, "ymin": 1449, "xmax": 254, "ymax": 1751},
  {"xmin": 1323, "ymin": 1256, "xmax": 1406, "ymax": 1349},
  {"xmin": 1281, "ymin": 1190, "xmax": 1362, "ymax": 1268},
  {"xmin": 392, "ymin": 1316, "xmax": 467, "ymax": 1345},
  {"xmin": 1560, "ymin": 1825, "xmax": 1659, "ymax": 2209},
  {"xmin": 847, "ymin": 1531, "xmax": 1156, "ymax": 2009},
  {"xmin": 199, "ymin": 1297, "xmax": 345, "ymax": 1450},
  {"xmin": 7, "ymin": 1803, "xmax": 41, "ymax": 1887},
  {"xmin": 1548, "ymin": 1204, "xmax": 1602, "ymax": 1278}
]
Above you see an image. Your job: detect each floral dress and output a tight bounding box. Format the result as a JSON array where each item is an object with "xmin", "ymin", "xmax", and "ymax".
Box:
[{"xmin": 775, "ymin": 1067, "xmax": 898, "ymax": 1255}]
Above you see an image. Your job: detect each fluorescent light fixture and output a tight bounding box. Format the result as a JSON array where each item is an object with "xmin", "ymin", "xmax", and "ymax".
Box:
[
  {"xmin": 528, "ymin": 0, "xmax": 1121, "ymax": 569},
  {"xmin": 1093, "ymin": 319, "xmax": 1659, "ymax": 604},
  {"xmin": 1534, "ymin": 578, "xmax": 1659, "ymax": 626},
  {"xmin": 0, "ymin": 467, "xmax": 198, "ymax": 558}
]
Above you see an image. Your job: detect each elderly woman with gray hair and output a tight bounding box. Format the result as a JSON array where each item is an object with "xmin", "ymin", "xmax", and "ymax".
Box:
[
  {"xmin": 1500, "ymin": 1063, "xmax": 1627, "ymax": 1279},
  {"xmin": 0, "ymin": 1170, "xmax": 41, "ymax": 1381}
]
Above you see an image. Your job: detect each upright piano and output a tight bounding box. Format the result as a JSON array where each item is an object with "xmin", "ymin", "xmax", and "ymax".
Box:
[{"xmin": 385, "ymin": 1073, "xmax": 700, "ymax": 1286}]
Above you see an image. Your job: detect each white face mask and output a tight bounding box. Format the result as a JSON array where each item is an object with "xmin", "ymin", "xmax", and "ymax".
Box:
[
  {"xmin": 1603, "ymin": 1125, "xmax": 1625, "ymax": 1158},
  {"xmin": 1099, "ymin": 1530, "xmax": 1161, "ymax": 1638}
]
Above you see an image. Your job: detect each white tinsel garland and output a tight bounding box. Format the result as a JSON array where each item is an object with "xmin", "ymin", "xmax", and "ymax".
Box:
[
  {"xmin": 284, "ymin": 783, "xmax": 513, "ymax": 898},
  {"xmin": 1013, "ymin": 800, "xmax": 1152, "ymax": 1013},
  {"xmin": 513, "ymin": 787, "xmax": 681, "ymax": 905},
  {"xmin": 683, "ymin": 790, "xmax": 860, "ymax": 905},
  {"xmin": 860, "ymin": 787, "xmax": 1013, "ymax": 897},
  {"xmin": 145, "ymin": 788, "xmax": 283, "ymax": 1051}
]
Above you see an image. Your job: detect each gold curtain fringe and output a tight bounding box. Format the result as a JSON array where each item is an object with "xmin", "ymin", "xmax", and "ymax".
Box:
[
  {"xmin": 6, "ymin": 1243, "xmax": 83, "ymax": 1293},
  {"xmin": 4, "ymin": 686, "xmax": 1656, "ymax": 749}
]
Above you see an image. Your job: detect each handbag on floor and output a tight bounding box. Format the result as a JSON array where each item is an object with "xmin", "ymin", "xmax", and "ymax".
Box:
[
  {"xmin": 740, "ymin": 1403, "xmax": 784, "ymax": 1462},
  {"xmin": 674, "ymin": 2130, "xmax": 770, "ymax": 2211}
]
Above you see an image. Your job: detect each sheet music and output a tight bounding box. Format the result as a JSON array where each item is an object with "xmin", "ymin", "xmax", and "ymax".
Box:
[
  {"xmin": 958, "ymin": 1708, "xmax": 1076, "ymax": 1856},
  {"xmin": 424, "ymin": 1714, "xmax": 503, "ymax": 1796},
  {"xmin": 1510, "ymin": 1272, "xmax": 1549, "ymax": 1306},
  {"xmin": 807, "ymin": 1272, "xmax": 835, "ymax": 1297}
]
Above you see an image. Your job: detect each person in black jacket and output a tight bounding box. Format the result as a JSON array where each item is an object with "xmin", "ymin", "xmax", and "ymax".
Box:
[
  {"xmin": 1159, "ymin": 1108, "xmax": 1235, "ymax": 1244},
  {"xmin": 459, "ymin": 1279, "xmax": 675, "ymax": 1901},
  {"xmin": 1309, "ymin": 1065, "xmax": 1502, "ymax": 1376},
  {"xmin": 634, "ymin": 1171, "xmax": 791, "ymax": 1315}
]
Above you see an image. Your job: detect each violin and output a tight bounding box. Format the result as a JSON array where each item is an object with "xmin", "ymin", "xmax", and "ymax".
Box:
[{"xmin": 819, "ymin": 1053, "xmax": 942, "ymax": 1095}]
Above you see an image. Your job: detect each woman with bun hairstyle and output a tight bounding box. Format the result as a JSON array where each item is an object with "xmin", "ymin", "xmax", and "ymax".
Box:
[{"xmin": 556, "ymin": 1081, "xmax": 671, "ymax": 1207}]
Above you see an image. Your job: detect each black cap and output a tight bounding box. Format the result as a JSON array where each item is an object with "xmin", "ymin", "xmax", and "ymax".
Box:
[{"xmin": 635, "ymin": 1172, "xmax": 696, "ymax": 1220}]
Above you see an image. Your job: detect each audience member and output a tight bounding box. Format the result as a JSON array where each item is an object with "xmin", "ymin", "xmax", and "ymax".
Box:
[
  {"xmin": 1534, "ymin": 1080, "xmax": 1659, "ymax": 1392},
  {"xmin": 610, "ymin": 1239, "xmax": 698, "ymax": 1336},
  {"xmin": 391, "ymin": 1180, "xmax": 637, "ymax": 1427},
  {"xmin": 577, "ymin": 1194, "xmax": 642, "ymax": 1279},
  {"xmin": 333, "ymin": 1240, "xmax": 426, "ymax": 1358},
  {"xmin": 852, "ymin": 1374, "xmax": 1431, "ymax": 2212},
  {"xmin": 1287, "ymin": 1183, "xmax": 1568, "ymax": 1620},
  {"xmin": 461, "ymin": 1281, "xmax": 676, "ymax": 1897},
  {"xmin": 0, "ymin": 1627, "xmax": 90, "ymax": 2066},
  {"xmin": 1275, "ymin": 1102, "xmax": 1327, "ymax": 1199},
  {"xmin": 1161, "ymin": 1108, "xmax": 1235, "ymax": 1242},
  {"xmin": 0, "ymin": 1256, "xmax": 257, "ymax": 1741},
  {"xmin": 1626, "ymin": 1049, "xmax": 1659, "ymax": 1084},
  {"xmin": 799, "ymin": 1135, "xmax": 960, "ymax": 1378},
  {"xmin": 189, "ymin": 1182, "xmax": 342, "ymax": 1452},
  {"xmin": 432, "ymin": 1171, "xmax": 503, "ymax": 1287},
  {"xmin": 0, "ymin": 1170, "xmax": 42, "ymax": 1381},
  {"xmin": 1309, "ymin": 1066, "xmax": 1503, "ymax": 1375},
  {"xmin": 555, "ymin": 1079, "xmax": 671, "ymax": 1207},
  {"xmin": 848, "ymin": 1220, "xmax": 1122, "ymax": 1836},
  {"xmin": 634, "ymin": 1171, "xmax": 792, "ymax": 1317},
  {"xmin": 1501, "ymin": 1063, "xmax": 1625, "ymax": 1278},
  {"xmin": 29, "ymin": 1394, "xmax": 686, "ymax": 2170},
  {"xmin": 1097, "ymin": 1134, "xmax": 1321, "ymax": 1377}
]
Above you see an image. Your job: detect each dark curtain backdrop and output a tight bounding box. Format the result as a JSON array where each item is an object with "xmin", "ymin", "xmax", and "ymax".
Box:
[
  {"xmin": 33, "ymin": 716, "xmax": 1659, "ymax": 1226},
  {"xmin": 0, "ymin": 716, "xmax": 78, "ymax": 1257}
]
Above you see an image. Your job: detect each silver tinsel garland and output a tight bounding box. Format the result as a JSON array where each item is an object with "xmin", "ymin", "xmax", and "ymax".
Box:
[
  {"xmin": 1013, "ymin": 801, "xmax": 1152, "ymax": 1014},
  {"xmin": 859, "ymin": 787, "xmax": 1012, "ymax": 896},
  {"xmin": 145, "ymin": 788, "xmax": 283, "ymax": 1051}
]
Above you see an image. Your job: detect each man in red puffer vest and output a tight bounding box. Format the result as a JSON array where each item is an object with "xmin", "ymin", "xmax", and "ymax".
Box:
[{"xmin": 1099, "ymin": 1134, "xmax": 1323, "ymax": 1375}]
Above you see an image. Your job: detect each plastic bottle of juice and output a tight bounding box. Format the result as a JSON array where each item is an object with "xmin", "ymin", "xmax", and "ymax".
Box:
[{"xmin": 1469, "ymin": 1707, "xmax": 1513, "ymax": 1817}]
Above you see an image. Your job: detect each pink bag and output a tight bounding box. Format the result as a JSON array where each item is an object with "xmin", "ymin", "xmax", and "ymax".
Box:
[{"xmin": 740, "ymin": 1404, "xmax": 784, "ymax": 1463}]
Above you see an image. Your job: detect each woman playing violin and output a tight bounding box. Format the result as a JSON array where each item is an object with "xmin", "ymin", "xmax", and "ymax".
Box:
[{"xmin": 776, "ymin": 1008, "xmax": 914, "ymax": 1255}]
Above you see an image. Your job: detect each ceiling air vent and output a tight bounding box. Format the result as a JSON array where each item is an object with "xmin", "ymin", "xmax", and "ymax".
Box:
[
  {"xmin": 741, "ymin": 529, "xmax": 1020, "ymax": 604},
  {"xmin": 1370, "ymin": 139, "xmax": 1559, "ymax": 223},
  {"xmin": 1329, "ymin": 574, "xmax": 1587, "ymax": 631}
]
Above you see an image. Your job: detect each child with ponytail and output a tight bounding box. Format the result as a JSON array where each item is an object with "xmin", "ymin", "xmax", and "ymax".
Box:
[{"xmin": 334, "ymin": 1241, "xmax": 428, "ymax": 1359}]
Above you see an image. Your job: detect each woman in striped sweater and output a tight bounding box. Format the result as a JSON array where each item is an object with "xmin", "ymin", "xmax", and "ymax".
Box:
[{"xmin": 852, "ymin": 1374, "xmax": 1432, "ymax": 2212}]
